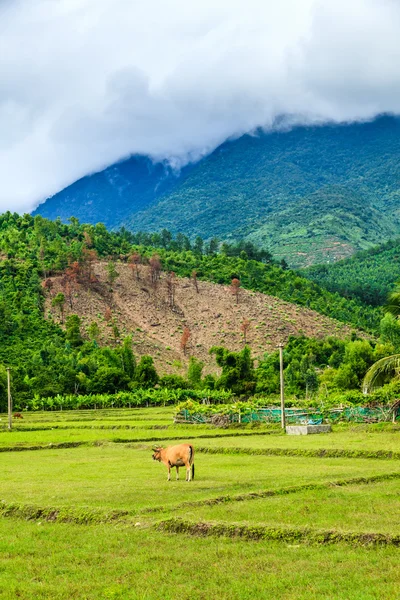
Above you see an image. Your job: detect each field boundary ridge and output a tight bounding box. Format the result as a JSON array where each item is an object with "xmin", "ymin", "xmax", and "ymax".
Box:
[
  {"xmin": 156, "ymin": 518, "xmax": 400, "ymax": 547},
  {"xmin": 0, "ymin": 431, "xmax": 278, "ymax": 454},
  {"xmin": 196, "ymin": 445, "xmax": 400, "ymax": 460},
  {"xmin": 142, "ymin": 471, "xmax": 400, "ymax": 513}
]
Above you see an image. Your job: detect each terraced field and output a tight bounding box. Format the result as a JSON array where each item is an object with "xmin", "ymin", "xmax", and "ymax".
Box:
[{"xmin": 1, "ymin": 408, "xmax": 400, "ymax": 599}]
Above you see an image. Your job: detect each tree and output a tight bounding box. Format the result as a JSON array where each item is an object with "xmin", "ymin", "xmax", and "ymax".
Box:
[
  {"xmin": 230, "ymin": 278, "xmax": 241, "ymax": 304},
  {"xmin": 380, "ymin": 313, "xmax": 400, "ymax": 351},
  {"xmin": 280, "ymin": 258, "xmax": 289, "ymax": 270},
  {"xmin": 107, "ymin": 261, "xmax": 120, "ymax": 286},
  {"xmin": 210, "ymin": 346, "xmax": 256, "ymax": 395},
  {"xmin": 65, "ymin": 261, "xmax": 81, "ymax": 287},
  {"xmin": 89, "ymin": 367, "xmax": 130, "ymax": 393},
  {"xmin": 65, "ymin": 314, "xmax": 83, "ymax": 348},
  {"xmin": 385, "ymin": 284, "xmax": 400, "ymax": 317},
  {"xmin": 363, "ymin": 354, "xmax": 400, "ymax": 393},
  {"xmin": 119, "ymin": 336, "xmax": 136, "ymax": 378},
  {"xmin": 166, "ymin": 271, "xmax": 177, "ymax": 308},
  {"xmin": 81, "ymin": 248, "xmax": 98, "ymax": 284},
  {"xmin": 180, "ymin": 327, "xmax": 190, "ymax": 355},
  {"xmin": 39, "ymin": 240, "xmax": 47, "ymax": 279},
  {"xmin": 187, "ymin": 357, "xmax": 204, "ymax": 388},
  {"xmin": 256, "ymin": 352, "xmax": 280, "ymax": 394},
  {"xmin": 112, "ymin": 322, "xmax": 120, "ymax": 343},
  {"xmin": 129, "ymin": 252, "xmax": 141, "ymax": 281},
  {"xmin": 240, "ymin": 319, "xmax": 250, "ymax": 344},
  {"xmin": 159, "ymin": 374, "xmax": 188, "ymax": 389},
  {"xmin": 175, "ymin": 233, "xmax": 191, "ymax": 252},
  {"xmin": 191, "ymin": 270, "xmax": 199, "ymax": 293},
  {"xmin": 363, "ymin": 287, "xmax": 400, "ymax": 393},
  {"xmin": 52, "ymin": 292, "xmax": 65, "ymax": 323},
  {"xmin": 149, "ymin": 254, "xmax": 162, "ymax": 285},
  {"xmin": 161, "ymin": 229, "xmax": 172, "ymax": 249},
  {"xmin": 61, "ymin": 275, "xmax": 74, "ymax": 308},
  {"xmin": 334, "ymin": 340, "xmax": 374, "ymax": 390},
  {"xmin": 206, "ymin": 238, "xmax": 219, "ymax": 255},
  {"xmin": 135, "ymin": 355, "xmax": 158, "ymax": 388},
  {"xmin": 83, "ymin": 231, "xmax": 93, "ymax": 247},
  {"xmin": 0, "ymin": 365, "xmax": 8, "ymax": 412},
  {"xmin": 88, "ymin": 321, "xmax": 100, "ymax": 343},
  {"xmin": 193, "ymin": 236, "xmax": 204, "ymax": 255},
  {"xmin": 41, "ymin": 278, "xmax": 53, "ymax": 296}
]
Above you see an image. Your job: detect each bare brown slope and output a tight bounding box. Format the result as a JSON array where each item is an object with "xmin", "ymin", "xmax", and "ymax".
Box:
[{"xmin": 45, "ymin": 262, "xmax": 356, "ymax": 375}]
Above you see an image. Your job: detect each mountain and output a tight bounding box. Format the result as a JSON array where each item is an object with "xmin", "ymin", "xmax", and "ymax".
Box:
[
  {"xmin": 33, "ymin": 157, "xmax": 192, "ymax": 230},
  {"xmin": 303, "ymin": 238, "xmax": 400, "ymax": 307},
  {"xmin": 34, "ymin": 116, "xmax": 400, "ymax": 267}
]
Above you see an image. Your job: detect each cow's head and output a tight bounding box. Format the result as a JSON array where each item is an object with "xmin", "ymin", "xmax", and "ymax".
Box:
[{"xmin": 152, "ymin": 446, "xmax": 163, "ymax": 461}]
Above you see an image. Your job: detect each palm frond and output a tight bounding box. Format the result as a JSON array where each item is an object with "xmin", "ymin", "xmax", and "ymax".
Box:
[
  {"xmin": 385, "ymin": 290, "xmax": 400, "ymax": 318},
  {"xmin": 363, "ymin": 354, "xmax": 400, "ymax": 394}
]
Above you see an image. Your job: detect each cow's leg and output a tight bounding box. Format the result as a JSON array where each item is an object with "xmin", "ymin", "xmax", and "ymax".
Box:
[
  {"xmin": 176, "ymin": 466, "xmax": 179, "ymax": 481},
  {"xmin": 186, "ymin": 464, "xmax": 191, "ymax": 482},
  {"xmin": 167, "ymin": 465, "xmax": 171, "ymax": 481}
]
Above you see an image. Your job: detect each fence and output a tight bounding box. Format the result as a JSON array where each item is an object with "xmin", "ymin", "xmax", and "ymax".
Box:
[{"xmin": 176, "ymin": 404, "xmax": 400, "ymax": 426}]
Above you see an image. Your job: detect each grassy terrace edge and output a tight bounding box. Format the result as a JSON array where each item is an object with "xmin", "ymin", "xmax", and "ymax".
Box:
[
  {"xmin": 3, "ymin": 437, "xmax": 400, "ymax": 462},
  {"xmin": 141, "ymin": 472, "xmax": 400, "ymax": 513},
  {"xmin": 0, "ymin": 430, "xmax": 276, "ymax": 453},
  {"xmin": 195, "ymin": 445, "xmax": 400, "ymax": 460},
  {"xmin": 156, "ymin": 518, "xmax": 400, "ymax": 547},
  {"xmin": 3, "ymin": 473, "xmax": 400, "ymax": 523},
  {"xmin": 2, "ymin": 491, "xmax": 400, "ymax": 548}
]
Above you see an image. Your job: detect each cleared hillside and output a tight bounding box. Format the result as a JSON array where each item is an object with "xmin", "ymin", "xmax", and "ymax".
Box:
[{"xmin": 46, "ymin": 262, "xmax": 360, "ymax": 375}]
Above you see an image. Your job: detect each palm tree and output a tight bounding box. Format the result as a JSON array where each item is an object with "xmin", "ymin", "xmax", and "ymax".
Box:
[
  {"xmin": 362, "ymin": 354, "xmax": 400, "ymax": 393},
  {"xmin": 385, "ymin": 287, "xmax": 400, "ymax": 317},
  {"xmin": 363, "ymin": 283, "xmax": 400, "ymax": 393}
]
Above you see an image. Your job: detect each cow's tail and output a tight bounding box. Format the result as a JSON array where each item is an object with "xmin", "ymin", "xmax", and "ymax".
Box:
[{"xmin": 188, "ymin": 445, "xmax": 195, "ymax": 481}]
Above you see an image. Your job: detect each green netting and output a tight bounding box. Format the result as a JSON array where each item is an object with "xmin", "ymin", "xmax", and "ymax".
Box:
[{"xmin": 178, "ymin": 405, "xmax": 399, "ymax": 425}]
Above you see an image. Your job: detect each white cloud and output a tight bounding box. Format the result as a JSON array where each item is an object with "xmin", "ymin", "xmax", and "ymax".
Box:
[{"xmin": 1, "ymin": 0, "xmax": 400, "ymax": 213}]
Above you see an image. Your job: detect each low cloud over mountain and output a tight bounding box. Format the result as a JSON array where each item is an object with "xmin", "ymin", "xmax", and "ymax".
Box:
[{"xmin": 2, "ymin": 0, "xmax": 400, "ymax": 213}]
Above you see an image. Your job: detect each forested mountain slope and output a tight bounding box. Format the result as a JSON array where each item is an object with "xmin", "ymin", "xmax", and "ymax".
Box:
[
  {"xmin": 34, "ymin": 117, "xmax": 400, "ymax": 267},
  {"xmin": 33, "ymin": 157, "xmax": 190, "ymax": 231},
  {"xmin": 304, "ymin": 239, "xmax": 400, "ymax": 307}
]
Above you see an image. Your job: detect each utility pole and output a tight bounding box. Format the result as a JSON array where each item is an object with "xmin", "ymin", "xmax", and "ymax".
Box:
[
  {"xmin": 277, "ymin": 344, "xmax": 286, "ymax": 430},
  {"xmin": 7, "ymin": 367, "xmax": 12, "ymax": 431}
]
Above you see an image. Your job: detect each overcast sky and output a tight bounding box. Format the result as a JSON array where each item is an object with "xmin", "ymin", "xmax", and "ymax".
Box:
[{"xmin": 2, "ymin": 0, "xmax": 400, "ymax": 214}]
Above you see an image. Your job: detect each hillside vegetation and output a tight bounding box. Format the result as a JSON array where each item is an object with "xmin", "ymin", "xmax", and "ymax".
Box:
[
  {"xmin": 3, "ymin": 212, "xmax": 396, "ymax": 408},
  {"xmin": 35, "ymin": 117, "xmax": 400, "ymax": 267},
  {"xmin": 304, "ymin": 238, "xmax": 400, "ymax": 307}
]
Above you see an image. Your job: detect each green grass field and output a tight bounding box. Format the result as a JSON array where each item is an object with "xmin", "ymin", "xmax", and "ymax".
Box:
[{"xmin": 1, "ymin": 408, "xmax": 400, "ymax": 599}]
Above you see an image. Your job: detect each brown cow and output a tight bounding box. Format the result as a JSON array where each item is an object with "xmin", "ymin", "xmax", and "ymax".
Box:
[{"xmin": 152, "ymin": 443, "xmax": 195, "ymax": 482}]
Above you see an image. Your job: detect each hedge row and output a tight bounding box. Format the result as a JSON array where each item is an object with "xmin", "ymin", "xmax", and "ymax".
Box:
[{"xmin": 16, "ymin": 389, "xmax": 233, "ymax": 412}]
